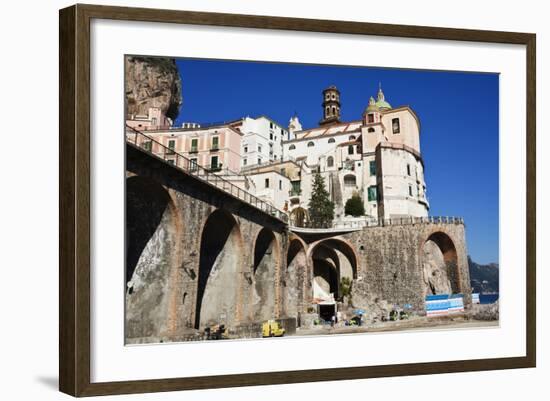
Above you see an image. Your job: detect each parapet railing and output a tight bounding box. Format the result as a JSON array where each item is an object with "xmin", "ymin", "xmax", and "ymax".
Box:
[
  {"xmin": 125, "ymin": 126, "xmax": 288, "ymax": 222},
  {"xmin": 291, "ymin": 216, "xmax": 464, "ymax": 230},
  {"xmin": 376, "ymin": 216, "xmax": 464, "ymax": 227}
]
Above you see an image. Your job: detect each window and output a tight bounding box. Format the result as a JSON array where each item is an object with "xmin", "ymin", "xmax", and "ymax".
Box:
[
  {"xmin": 328, "ymin": 138, "xmax": 336, "ymax": 143},
  {"xmin": 190, "ymin": 138, "xmax": 198, "ymax": 152},
  {"xmin": 369, "ymin": 160, "xmax": 376, "ymax": 176},
  {"xmin": 258, "ymin": 145, "xmax": 262, "ymax": 153},
  {"xmin": 332, "ymin": 106, "xmax": 336, "ymax": 115},
  {"xmin": 408, "ymin": 185, "xmax": 413, "ymax": 197},
  {"xmin": 151, "ymin": 117, "xmax": 157, "ymax": 126},
  {"xmin": 291, "ymin": 181, "xmax": 301, "ymax": 195},
  {"xmin": 167, "ymin": 139, "xmax": 176, "ymax": 153},
  {"xmin": 270, "ymin": 133, "xmax": 273, "ymax": 140},
  {"xmin": 348, "ymin": 145, "xmax": 354, "ymax": 155},
  {"xmin": 244, "ymin": 145, "xmax": 248, "ymax": 153},
  {"xmin": 143, "ymin": 141, "xmax": 152, "ymax": 152},
  {"xmin": 407, "ymin": 164, "xmax": 411, "ymax": 176},
  {"xmin": 190, "ymin": 158, "xmax": 198, "ymax": 171},
  {"xmin": 258, "ymin": 157, "xmax": 262, "ymax": 165},
  {"xmin": 344, "ymin": 174, "xmax": 356, "ymax": 187},
  {"xmin": 368, "ymin": 127, "xmax": 375, "ymax": 133},
  {"xmin": 279, "ymin": 180, "xmax": 282, "ymax": 190},
  {"xmin": 166, "ymin": 159, "xmax": 174, "ymax": 165},
  {"xmin": 349, "ymin": 135, "xmax": 356, "ymax": 140},
  {"xmin": 368, "ymin": 114, "xmax": 374, "ymax": 123},
  {"xmin": 392, "ymin": 118, "xmax": 400, "ymax": 134},
  {"xmin": 368, "ymin": 186, "xmax": 378, "ymax": 202},
  {"xmin": 270, "ymin": 122, "xmax": 273, "ymax": 129},
  {"xmin": 307, "ymin": 141, "xmax": 315, "ymax": 147},
  {"xmin": 243, "ymin": 158, "xmax": 247, "ymax": 166},
  {"xmin": 211, "ymin": 156, "xmax": 219, "ymax": 169},
  {"xmin": 289, "ymin": 144, "xmax": 296, "ymax": 150},
  {"xmin": 327, "ymin": 156, "xmax": 334, "ymax": 168},
  {"xmin": 210, "ymin": 136, "xmax": 219, "ymax": 150},
  {"xmin": 265, "ymin": 178, "xmax": 270, "ymax": 188}
]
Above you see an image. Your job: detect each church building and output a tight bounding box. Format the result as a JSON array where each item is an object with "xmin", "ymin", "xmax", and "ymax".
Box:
[{"xmin": 282, "ymin": 84, "xmax": 429, "ymax": 226}]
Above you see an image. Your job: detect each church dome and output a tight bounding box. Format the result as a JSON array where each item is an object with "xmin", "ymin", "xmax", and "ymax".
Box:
[
  {"xmin": 375, "ymin": 86, "xmax": 392, "ymax": 110},
  {"xmin": 366, "ymin": 96, "xmax": 379, "ymax": 112}
]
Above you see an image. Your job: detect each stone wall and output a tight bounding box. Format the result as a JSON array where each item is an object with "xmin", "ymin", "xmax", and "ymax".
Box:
[
  {"xmin": 126, "ymin": 145, "xmax": 296, "ymax": 343},
  {"xmin": 341, "ymin": 221, "xmax": 471, "ymax": 313},
  {"xmin": 126, "ymin": 145, "xmax": 471, "ymax": 343}
]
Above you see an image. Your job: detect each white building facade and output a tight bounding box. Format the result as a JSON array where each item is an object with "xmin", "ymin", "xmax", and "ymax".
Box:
[
  {"xmin": 128, "ymin": 85, "xmax": 430, "ymax": 226},
  {"xmin": 281, "ymin": 85, "xmax": 429, "ymax": 225}
]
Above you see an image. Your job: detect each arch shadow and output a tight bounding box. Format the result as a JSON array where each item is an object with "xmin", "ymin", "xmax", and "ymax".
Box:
[{"xmin": 195, "ymin": 209, "xmax": 243, "ymax": 329}]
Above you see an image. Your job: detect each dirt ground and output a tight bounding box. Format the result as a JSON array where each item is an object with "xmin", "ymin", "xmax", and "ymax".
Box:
[{"xmin": 293, "ymin": 315, "xmax": 499, "ymax": 337}]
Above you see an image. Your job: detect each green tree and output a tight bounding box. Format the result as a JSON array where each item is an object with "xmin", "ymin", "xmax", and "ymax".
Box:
[
  {"xmin": 340, "ymin": 276, "xmax": 353, "ymax": 304},
  {"xmin": 308, "ymin": 172, "xmax": 334, "ymax": 228},
  {"xmin": 344, "ymin": 193, "xmax": 365, "ymax": 217}
]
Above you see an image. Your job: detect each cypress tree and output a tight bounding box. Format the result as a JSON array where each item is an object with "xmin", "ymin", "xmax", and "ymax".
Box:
[{"xmin": 308, "ymin": 172, "xmax": 334, "ymax": 228}]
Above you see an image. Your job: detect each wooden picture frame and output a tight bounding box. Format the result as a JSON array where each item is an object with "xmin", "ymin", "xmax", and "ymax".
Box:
[{"xmin": 59, "ymin": 3, "xmax": 536, "ymax": 397}]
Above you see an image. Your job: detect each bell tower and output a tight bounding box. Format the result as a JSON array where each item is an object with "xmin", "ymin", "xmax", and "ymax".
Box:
[{"xmin": 319, "ymin": 85, "xmax": 341, "ymax": 126}]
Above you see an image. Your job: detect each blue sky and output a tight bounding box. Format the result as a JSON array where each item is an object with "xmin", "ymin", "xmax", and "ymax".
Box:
[{"xmin": 174, "ymin": 58, "xmax": 499, "ymax": 264}]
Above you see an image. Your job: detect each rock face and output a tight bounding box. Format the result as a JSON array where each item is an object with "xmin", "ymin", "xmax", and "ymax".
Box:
[
  {"xmin": 472, "ymin": 301, "xmax": 499, "ymax": 321},
  {"xmin": 125, "ymin": 56, "xmax": 182, "ymax": 121},
  {"xmin": 422, "ymin": 240, "xmax": 453, "ymax": 296}
]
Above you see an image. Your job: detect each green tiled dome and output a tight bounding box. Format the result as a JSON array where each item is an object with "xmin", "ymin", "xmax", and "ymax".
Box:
[{"xmin": 376, "ymin": 87, "xmax": 392, "ymax": 110}]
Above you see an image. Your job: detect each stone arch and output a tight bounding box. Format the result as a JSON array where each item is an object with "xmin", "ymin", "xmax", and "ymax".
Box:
[
  {"xmin": 344, "ymin": 174, "xmax": 356, "ymax": 187},
  {"xmin": 195, "ymin": 209, "xmax": 243, "ymax": 329},
  {"xmin": 421, "ymin": 231, "xmax": 460, "ymax": 296},
  {"xmin": 308, "ymin": 237, "xmax": 359, "ymax": 303},
  {"xmin": 289, "ymin": 207, "xmax": 308, "ymax": 227},
  {"xmin": 285, "ymin": 236, "xmax": 308, "ymax": 320},
  {"xmin": 252, "ymin": 228, "xmax": 280, "ymax": 322},
  {"xmin": 125, "ymin": 175, "xmax": 181, "ymax": 338}
]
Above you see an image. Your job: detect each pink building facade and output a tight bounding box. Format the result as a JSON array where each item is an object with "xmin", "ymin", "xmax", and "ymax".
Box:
[{"xmin": 126, "ymin": 124, "xmax": 243, "ymax": 173}]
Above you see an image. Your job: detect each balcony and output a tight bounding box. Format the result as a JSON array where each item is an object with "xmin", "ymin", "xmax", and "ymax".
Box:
[
  {"xmin": 205, "ymin": 164, "xmax": 223, "ymax": 172},
  {"xmin": 289, "ymin": 188, "xmax": 302, "ymax": 196},
  {"xmin": 189, "ymin": 146, "xmax": 198, "ymax": 154},
  {"xmin": 210, "ymin": 144, "xmax": 219, "ymax": 151}
]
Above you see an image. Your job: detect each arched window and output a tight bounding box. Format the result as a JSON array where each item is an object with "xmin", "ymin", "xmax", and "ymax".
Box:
[
  {"xmin": 327, "ymin": 156, "xmax": 334, "ymax": 168},
  {"xmin": 344, "ymin": 174, "xmax": 356, "ymax": 187},
  {"xmin": 348, "ymin": 135, "xmax": 356, "ymax": 140},
  {"xmin": 332, "ymin": 106, "xmax": 337, "ymax": 115},
  {"xmin": 328, "ymin": 138, "xmax": 336, "ymax": 144},
  {"xmin": 307, "ymin": 141, "xmax": 315, "ymax": 147},
  {"xmin": 368, "ymin": 127, "xmax": 375, "ymax": 133},
  {"xmin": 289, "ymin": 144, "xmax": 296, "ymax": 150}
]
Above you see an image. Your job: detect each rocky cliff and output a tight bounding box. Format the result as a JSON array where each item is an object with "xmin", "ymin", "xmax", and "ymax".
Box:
[
  {"xmin": 469, "ymin": 257, "xmax": 499, "ymax": 293},
  {"xmin": 125, "ymin": 56, "xmax": 182, "ymax": 121}
]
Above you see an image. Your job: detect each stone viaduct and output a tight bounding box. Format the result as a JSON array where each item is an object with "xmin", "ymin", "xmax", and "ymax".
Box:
[{"xmin": 125, "ymin": 142, "xmax": 471, "ymax": 343}]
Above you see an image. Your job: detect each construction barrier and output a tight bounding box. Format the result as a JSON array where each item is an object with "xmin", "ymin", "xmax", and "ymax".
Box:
[
  {"xmin": 426, "ymin": 294, "xmax": 464, "ymax": 317},
  {"xmin": 472, "ymin": 293, "xmax": 481, "ymax": 304}
]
